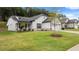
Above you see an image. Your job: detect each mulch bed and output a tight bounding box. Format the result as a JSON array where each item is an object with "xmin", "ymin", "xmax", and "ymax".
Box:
[{"xmin": 50, "ymin": 33, "xmax": 62, "ymax": 38}]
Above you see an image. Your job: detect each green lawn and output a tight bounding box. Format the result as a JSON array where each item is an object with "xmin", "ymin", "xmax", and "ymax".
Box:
[
  {"xmin": 0, "ymin": 31, "xmax": 79, "ymax": 51},
  {"xmin": 0, "ymin": 21, "xmax": 7, "ymax": 31}
]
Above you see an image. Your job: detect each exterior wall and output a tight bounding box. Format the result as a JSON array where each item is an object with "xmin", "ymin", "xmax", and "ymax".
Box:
[
  {"xmin": 42, "ymin": 23, "xmax": 61, "ymax": 31},
  {"xmin": 77, "ymin": 23, "xmax": 79, "ymax": 28},
  {"xmin": 42, "ymin": 22, "xmax": 51, "ymax": 30},
  {"xmin": 74, "ymin": 23, "xmax": 78, "ymax": 29},
  {"xmin": 31, "ymin": 16, "xmax": 47, "ymax": 31},
  {"xmin": 31, "ymin": 16, "xmax": 62, "ymax": 31},
  {"xmin": 7, "ymin": 15, "xmax": 62, "ymax": 31},
  {"xmin": 51, "ymin": 24, "xmax": 61, "ymax": 31},
  {"xmin": 7, "ymin": 18, "xmax": 18, "ymax": 31},
  {"xmin": 66, "ymin": 23, "xmax": 74, "ymax": 28},
  {"xmin": 66, "ymin": 23, "xmax": 78, "ymax": 29},
  {"xmin": 31, "ymin": 22, "xmax": 37, "ymax": 31},
  {"xmin": 51, "ymin": 18, "xmax": 61, "ymax": 31},
  {"xmin": 62, "ymin": 24, "xmax": 65, "ymax": 28},
  {"xmin": 51, "ymin": 18, "xmax": 61, "ymax": 24}
]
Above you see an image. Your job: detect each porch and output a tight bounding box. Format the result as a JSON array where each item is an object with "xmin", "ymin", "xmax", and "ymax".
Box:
[{"xmin": 16, "ymin": 21, "xmax": 32, "ymax": 31}]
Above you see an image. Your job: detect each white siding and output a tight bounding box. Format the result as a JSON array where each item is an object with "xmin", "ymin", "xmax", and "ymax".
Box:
[
  {"xmin": 31, "ymin": 16, "xmax": 62, "ymax": 31},
  {"xmin": 8, "ymin": 24, "xmax": 17, "ymax": 31},
  {"xmin": 67, "ymin": 24, "xmax": 74, "ymax": 28},
  {"xmin": 31, "ymin": 16, "xmax": 47, "ymax": 30},
  {"xmin": 74, "ymin": 24, "xmax": 78, "ymax": 29},
  {"xmin": 51, "ymin": 18, "xmax": 61, "ymax": 31},
  {"xmin": 31, "ymin": 22, "xmax": 37, "ymax": 31},
  {"xmin": 42, "ymin": 23, "xmax": 61, "ymax": 31},
  {"xmin": 42, "ymin": 23, "xmax": 50, "ymax": 30},
  {"xmin": 66, "ymin": 23, "xmax": 78, "ymax": 29},
  {"xmin": 51, "ymin": 24, "xmax": 61, "ymax": 31},
  {"xmin": 77, "ymin": 23, "xmax": 79, "ymax": 28},
  {"xmin": 7, "ymin": 18, "xmax": 18, "ymax": 31}
]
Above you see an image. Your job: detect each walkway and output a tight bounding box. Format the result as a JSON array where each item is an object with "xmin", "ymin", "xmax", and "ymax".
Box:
[
  {"xmin": 61, "ymin": 30, "xmax": 79, "ymax": 34},
  {"xmin": 67, "ymin": 44, "xmax": 79, "ymax": 51}
]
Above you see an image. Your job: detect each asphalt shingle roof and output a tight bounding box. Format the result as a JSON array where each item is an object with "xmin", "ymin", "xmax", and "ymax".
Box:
[
  {"xmin": 11, "ymin": 14, "xmax": 47, "ymax": 22},
  {"xmin": 66, "ymin": 19, "xmax": 78, "ymax": 23}
]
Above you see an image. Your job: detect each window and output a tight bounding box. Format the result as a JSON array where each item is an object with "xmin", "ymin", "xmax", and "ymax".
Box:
[{"xmin": 37, "ymin": 23, "xmax": 41, "ymax": 28}]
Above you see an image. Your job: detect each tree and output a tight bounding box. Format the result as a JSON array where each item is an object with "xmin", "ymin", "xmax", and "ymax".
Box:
[
  {"xmin": 48, "ymin": 12, "xmax": 59, "ymax": 31},
  {"xmin": 57, "ymin": 14, "xmax": 68, "ymax": 29},
  {"xmin": 0, "ymin": 7, "xmax": 48, "ymax": 21},
  {"xmin": 48, "ymin": 7, "xmax": 68, "ymax": 37}
]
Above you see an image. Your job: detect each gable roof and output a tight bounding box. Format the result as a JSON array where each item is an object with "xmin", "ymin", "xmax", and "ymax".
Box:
[
  {"xmin": 59, "ymin": 18, "xmax": 69, "ymax": 24},
  {"xmin": 10, "ymin": 14, "xmax": 47, "ymax": 22},
  {"xmin": 11, "ymin": 16, "xmax": 18, "ymax": 21},
  {"xmin": 66, "ymin": 19, "xmax": 78, "ymax": 23},
  {"xmin": 30, "ymin": 14, "xmax": 47, "ymax": 21},
  {"xmin": 17, "ymin": 17, "xmax": 30, "ymax": 22},
  {"xmin": 43, "ymin": 17, "xmax": 61, "ymax": 24}
]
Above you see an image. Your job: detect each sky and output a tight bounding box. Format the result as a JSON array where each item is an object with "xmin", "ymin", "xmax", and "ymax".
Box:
[{"xmin": 38, "ymin": 7, "xmax": 79, "ymax": 19}]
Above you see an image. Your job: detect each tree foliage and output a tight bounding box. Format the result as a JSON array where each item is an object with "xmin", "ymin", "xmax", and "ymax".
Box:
[{"xmin": 0, "ymin": 7, "xmax": 48, "ymax": 21}]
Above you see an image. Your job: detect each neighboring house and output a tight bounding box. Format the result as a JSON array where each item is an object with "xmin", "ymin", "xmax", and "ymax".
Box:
[
  {"xmin": 60, "ymin": 18, "xmax": 69, "ymax": 29},
  {"xmin": 7, "ymin": 14, "xmax": 62, "ymax": 31},
  {"xmin": 65, "ymin": 19, "xmax": 79, "ymax": 29}
]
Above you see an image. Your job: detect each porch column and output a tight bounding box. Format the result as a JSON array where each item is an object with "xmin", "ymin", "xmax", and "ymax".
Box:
[
  {"xmin": 26, "ymin": 23, "xmax": 29, "ymax": 31},
  {"xmin": 18, "ymin": 22, "xmax": 21, "ymax": 31}
]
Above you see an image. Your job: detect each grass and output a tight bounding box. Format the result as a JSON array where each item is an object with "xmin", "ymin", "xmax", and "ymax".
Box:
[
  {"xmin": 0, "ymin": 21, "xmax": 7, "ymax": 31},
  {"xmin": 0, "ymin": 31, "xmax": 79, "ymax": 51},
  {"xmin": 0, "ymin": 21, "xmax": 6, "ymax": 28}
]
